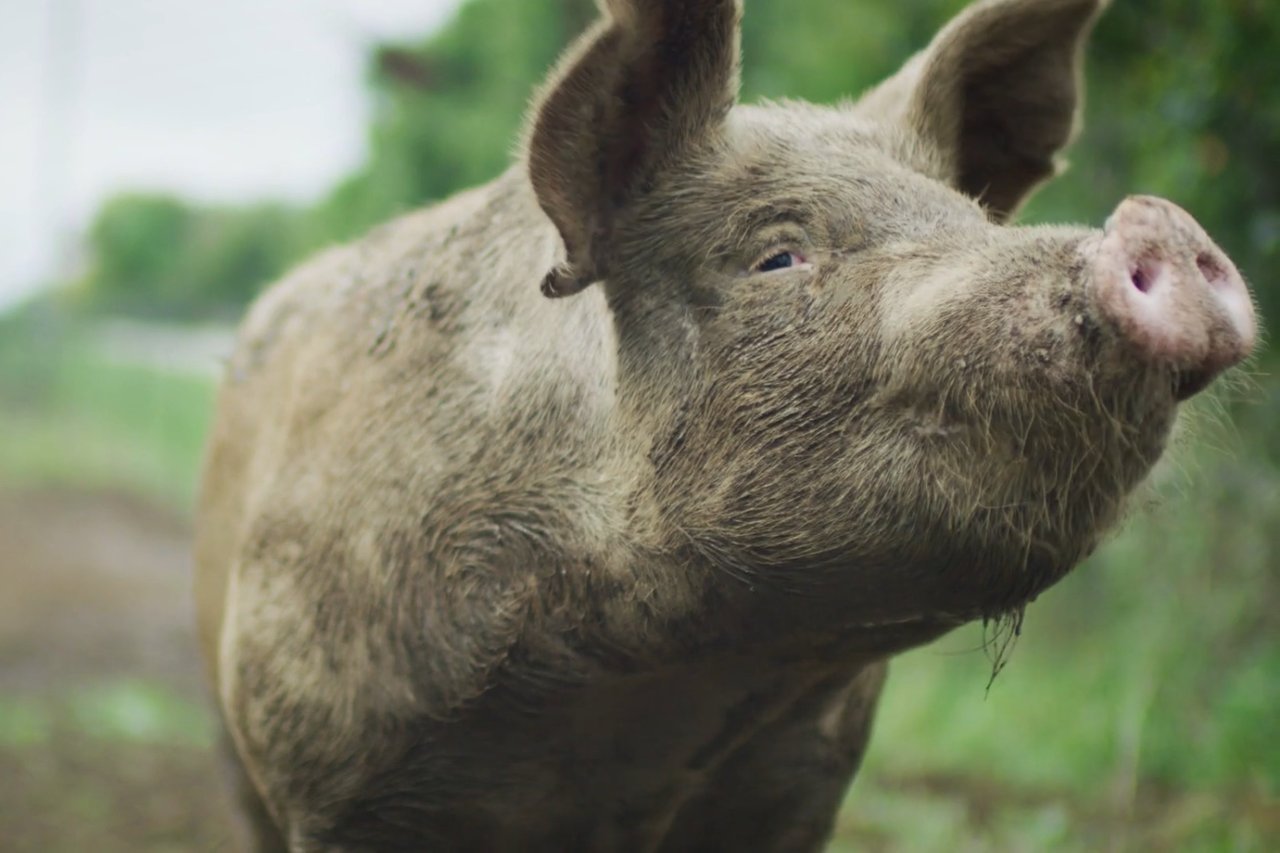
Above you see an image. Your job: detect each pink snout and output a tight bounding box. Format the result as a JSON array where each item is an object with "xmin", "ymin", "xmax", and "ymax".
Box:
[{"xmin": 1089, "ymin": 196, "xmax": 1256, "ymax": 398}]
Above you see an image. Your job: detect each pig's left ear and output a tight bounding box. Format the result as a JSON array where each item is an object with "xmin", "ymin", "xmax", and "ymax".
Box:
[
  {"xmin": 525, "ymin": 0, "xmax": 742, "ymax": 298},
  {"xmin": 861, "ymin": 0, "xmax": 1106, "ymax": 221}
]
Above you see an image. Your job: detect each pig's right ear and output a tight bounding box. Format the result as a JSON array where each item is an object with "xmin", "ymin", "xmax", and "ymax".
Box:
[
  {"xmin": 525, "ymin": 0, "xmax": 741, "ymax": 298},
  {"xmin": 860, "ymin": 0, "xmax": 1106, "ymax": 221}
]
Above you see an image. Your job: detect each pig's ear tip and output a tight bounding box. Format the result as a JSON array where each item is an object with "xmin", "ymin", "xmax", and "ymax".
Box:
[{"xmin": 541, "ymin": 265, "xmax": 593, "ymax": 299}]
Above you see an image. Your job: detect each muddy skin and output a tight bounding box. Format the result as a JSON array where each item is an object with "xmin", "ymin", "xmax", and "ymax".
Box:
[{"xmin": 194, "ymin": 0, "xmax": 1257, "ymax": 849}]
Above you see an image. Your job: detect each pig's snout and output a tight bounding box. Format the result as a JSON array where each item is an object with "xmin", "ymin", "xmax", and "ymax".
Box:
[{"xmin": 1089, "ymin": 195, "xmax": 1256, "ymax": 399}]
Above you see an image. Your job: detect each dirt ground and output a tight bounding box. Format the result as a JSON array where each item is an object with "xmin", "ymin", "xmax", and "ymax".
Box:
[
  {"xmin": 1, "ymin": 488, "xmax": 1274, "ymax": 852},
  {"xmin": 0, "ymin": 489, "xmax": 232, "ymax": 852}
]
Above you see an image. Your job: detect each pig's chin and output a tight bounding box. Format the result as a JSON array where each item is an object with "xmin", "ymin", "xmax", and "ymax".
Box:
[{"xmin": 918, "ymin": 383, "xmax": 1180, "ymax": 618}]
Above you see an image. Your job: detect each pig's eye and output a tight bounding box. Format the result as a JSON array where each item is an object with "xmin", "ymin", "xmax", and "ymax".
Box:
[{"xmin": 754, "ymin": 251, "xmax": 807, "ymax": 273}]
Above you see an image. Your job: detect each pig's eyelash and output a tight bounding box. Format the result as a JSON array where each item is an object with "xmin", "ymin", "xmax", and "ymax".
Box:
[
  {"xmin": 751, "ymin": 250, "xmax": 811, "ymax": 274},
  {"xmin": 747, "ymin": 233, "xmax": 816, "ymax": 273}
]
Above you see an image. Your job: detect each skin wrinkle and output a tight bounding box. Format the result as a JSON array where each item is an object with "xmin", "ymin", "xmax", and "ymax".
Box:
[{"xmin": 191, "ymin": 0, "xmax": 1255, "ymax": 849}]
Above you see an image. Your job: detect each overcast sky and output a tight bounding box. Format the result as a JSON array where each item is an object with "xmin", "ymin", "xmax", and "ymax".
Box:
[{"xmin": 0, "ymin": 0, "xmax": 464, "ymax": 310}]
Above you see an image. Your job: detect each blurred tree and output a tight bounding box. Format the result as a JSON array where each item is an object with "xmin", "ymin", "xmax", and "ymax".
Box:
[
  {"xmin": 78, "ymin": 194, "xmax": 307, "ymax": 321},
  {"xmin": 183, "ymin": 204, "xmax": 310, "ymax": 314},
  {"xmin": 82, "ymin": 194, "xmax": 194, "ymax": 315},
  {"xmin": 310, "ymin": 0, "xmax": 597, "ymax": 242}
]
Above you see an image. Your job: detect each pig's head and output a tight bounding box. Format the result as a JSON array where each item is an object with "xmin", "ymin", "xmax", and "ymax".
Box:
[{"xmin": 525, "ymin": 0, "xmax": 1258, "ymax": 636}]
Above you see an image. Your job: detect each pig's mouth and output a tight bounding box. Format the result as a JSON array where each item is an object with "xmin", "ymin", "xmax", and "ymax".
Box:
[
  {"xmin": 1172, "ymin": 366, "xmax": 1216, "ymax": 402},
  {"xmin": 894, "ymin": 362, "xmax": 1186, "ymax": 620}
]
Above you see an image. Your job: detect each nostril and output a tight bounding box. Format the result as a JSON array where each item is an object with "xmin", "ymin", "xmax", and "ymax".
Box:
[
  {"xmin": 1130, "ymin": 265, "xmax": 1152, "ymax": 294},
  {"xmin": 1196, "ymin": 252, "xmax": 1226, "ymax": 288}
]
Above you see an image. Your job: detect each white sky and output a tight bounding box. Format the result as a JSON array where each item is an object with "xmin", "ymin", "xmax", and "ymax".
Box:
[{"xmin": 0, "ymin": 0, "xmax": 465, "ymax": 310}]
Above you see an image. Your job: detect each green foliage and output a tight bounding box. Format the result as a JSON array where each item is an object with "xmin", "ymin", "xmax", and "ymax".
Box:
[
  {"xmin": 77, "ymin": 193, "xmax": 309, "ymax": 321},
  {"xmin": 0, "ymin": 309, "xmax": 216, "ymax": 507},
  {"xmin": 0, "ymin": 682, "xmax": 212, "ymax": 750},
  {"xmin": 66, "ymin": 682, "xmax": 212, "ymax": 746},
  {"xmin": 1026, "ymin": 0, "xmax": 1280, "ymax": 329},
  {"xmin": 311, "ymin": 0, "xmax": 597, "ymax": 241},
  {"xmin": 82, "ymin": 195, "xmax": 193, "ymax": 314},
  {"xmin": 739, "ymin": 0, "xmax": 966, "ymax": 102}
]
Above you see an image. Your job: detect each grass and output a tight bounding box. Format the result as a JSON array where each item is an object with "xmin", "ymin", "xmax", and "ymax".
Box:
[
  {"xmin": 0, "ymin": 310, "xmax": 1276, "ymax": 848},
  {"xmin": 0, "ymin": 684, "xmax": 213, "ymax": 750},
  {"xmin": 0, "ymin": 313, "xmax": 216, "ymax": 508},
  {"xmin": 868, "ymin": 491, "xmax": 1280, "ymax": 795}
]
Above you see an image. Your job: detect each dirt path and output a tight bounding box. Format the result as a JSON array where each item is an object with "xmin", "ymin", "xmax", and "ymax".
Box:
[
  {"xmin": 0, "ymin": 490, "xmax": 203, "ymax": 692},
  {"xmin": 0, "ymin": 489, "xmax": 230, "ymax": 852}
]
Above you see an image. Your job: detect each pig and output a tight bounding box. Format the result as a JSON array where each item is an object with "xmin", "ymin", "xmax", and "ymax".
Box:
[{"xmin": 193, "ymin": 0, "xmax": 1258, "ymax": 850}]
